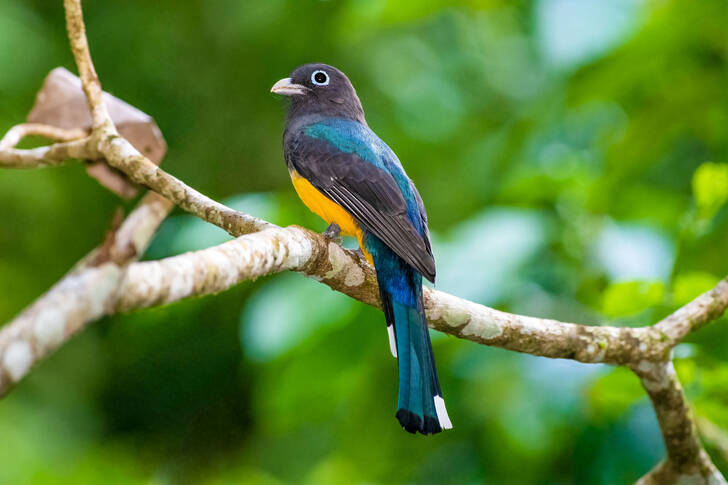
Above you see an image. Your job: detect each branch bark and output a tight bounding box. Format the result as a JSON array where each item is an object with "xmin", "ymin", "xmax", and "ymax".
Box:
[
  {"xmin": 63, "ymin": 0, "xmax": 110, "ymax": 128},
  {"xmin": 0, "ymin": 137, "xmax": 93, "ymax": 168},
  {"xmin": 0, "ymin": 192, "xmax": 172, "ymax": 396},
  {"xmin": 633, "ymin": 361, "xmax": 724, "ymax": 484},
  {"xmin": 3, "ymin": 217, "xmax": 725, "ymax": 370},
  {"xmin": 101, "ymin": 232, "xmax": 728, "ymax": 367},
  {"xmin": 0, "ymin": 123, "xmax": 86, "ymax": 150},
  {"xmin": 63, "ymin": 0, "xmax": 269, "ymax": 236},
  {"xmin": 654, "ymin": 279, "xmax": 728, "ymax": 345}
]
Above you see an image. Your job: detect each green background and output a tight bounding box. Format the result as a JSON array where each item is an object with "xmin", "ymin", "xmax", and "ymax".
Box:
[{"xmin": 1, "ymin": 0, "xmax": 727, "ymax": 483}]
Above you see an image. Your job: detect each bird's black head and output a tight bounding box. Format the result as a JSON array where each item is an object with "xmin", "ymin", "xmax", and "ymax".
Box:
[{"xmin": 271, "ymin": 63, "xmax": 366, "ymax": 124}]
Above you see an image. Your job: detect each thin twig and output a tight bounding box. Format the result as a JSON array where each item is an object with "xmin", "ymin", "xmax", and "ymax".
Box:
[
  {"xmin": 654, "ymin": 278, "xmax": 728, "ymax": 345},
  {"xmin": 63, "ymin": 0, "xmax": 110, "ymax": 128},
  {"xmin": 96, "ymin": 133, "xmax": 272, "ymax": 235},
  {"xmin": 0, "ymin": 137, "xmax": 94, "ymax": 168},
  {"xmin": 0, "ymin": 123, "xmax": 87, "ymax": 149}
]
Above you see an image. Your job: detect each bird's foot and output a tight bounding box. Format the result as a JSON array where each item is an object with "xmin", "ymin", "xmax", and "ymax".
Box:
[{"xmin": 322, "ymin": 223, "xmax": 343, "ymax": 244}]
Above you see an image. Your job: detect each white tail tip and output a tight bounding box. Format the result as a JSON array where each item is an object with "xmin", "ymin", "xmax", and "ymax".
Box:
[
  {"xmin": 387, "ymin": 325, "xmax": 397, "ymax": 358},
  {"xmin": 434, "ymin": 395, "xmax": 453, "ymax": 430}
]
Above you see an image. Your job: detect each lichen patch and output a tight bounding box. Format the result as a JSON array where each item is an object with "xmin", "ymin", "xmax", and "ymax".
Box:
[
  {"xmin": 33, "ymin": 308, "xmax": 66, "ymax": 348},
  {"xmin": 461, "ymin": 311, "xmax": 503, "ymax": 340},
  {"xmin": 3, "ymin": 342, "xmax": 33, "ymax": 382},
  {"xmin": 324, "ymin": 242, "xmax": 348, "ymax": 280}
]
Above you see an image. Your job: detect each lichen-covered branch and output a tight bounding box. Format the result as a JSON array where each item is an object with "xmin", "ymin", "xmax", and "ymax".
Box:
[
  {"xmin": 116, "ymin": 226, "xmax": 317, "ymax": 311},
  {"xmin": 62, "ymin": 0, "xmax": 270, "ymax": 236},
  {"xmin": 97, "ymin": 133, "xmax": 272, "ymax": 235},
  {"xmin": 63, "ymin": 0, "xmax": 110, "ymax": 128},
  {"xmin": 0, "ymin": 137, "xmax": 93, "ymax": 168},
  {"xmin": 634, "ymin": 360, "xmax": 725, "ymax": 484},
  {"xmin": 0, "ymin": 222, "xmax": 675, "ymax": 378},
  {"xmin": 0, "ymin": 129, "xmax": 271, "ymax": 234},
  {"xmin": 654, "ymin": 278, "xmax": 728, "ymax": 346},
  {"xmin": 0, "ymin": 192, "xmax": 172, "ymax": 397},
  {"xmin": 116, "ymin": 230, "xmax": 726, "ymax": 367},
  {"xmin": 13, "ymin": 218, "xmax": 721, "ymax": 370},
  {"xmin": 0, "ymin": 123, "xmax": 87, "ymax": 150},
  {"xmin": 2, "ymin": 214, "xmax": 726, "ymax": 394},
  {"xmin": 3, "ymin": 191, "xmax": 728, "ymax": 477},
  {"xmin": 424, "ymin": 289, "xmax": 668, "ymax": 364}
]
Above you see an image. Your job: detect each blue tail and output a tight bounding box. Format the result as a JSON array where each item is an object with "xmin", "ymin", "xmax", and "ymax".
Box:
[{"xmin": 368, "ymin": 235, "xmax": 452, "ymax": 435}]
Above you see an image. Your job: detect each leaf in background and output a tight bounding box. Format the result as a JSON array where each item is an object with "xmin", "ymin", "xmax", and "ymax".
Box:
[
  {"xmin": 672, "ymin": 272, "xmax": 721, "ymax": 307},
  {"xmin": 240, "ymin": 272, "xmax": 357, "ymax": 362},
  {"xmin": 27, "ymin": 67, "xmax": 167, "ymax": 198},
  {"xmin": 593, "ymin": 221, "xmax": 675, "ymax": 283},
  {"xmin": 602, "ymin": 280, "xmax": 664, "ymax": 318},
  {"xmin": 674, "ymin": 358, "xmax": 697, "ymax": 387},
  {"xmin": 686, "ymin": 361, "xmax": 728, "ymax": 430},
  {"xmin": 692, "ymin": 162, "xmax": 728, "ymax": 219},
  {"xmin": 305, "ymin": 454, "xmax": 363, "ymax": 485},
  {"xmin": 588, "ymin": 366, "xmax": 645, "ymax": 421},
  {"xmin": 536, "ymin": 0, "xmax": 643, "ymax": 71},
  {"xmin": 434, "ymin": 207, "xmax": 549, "ymax": 304}
]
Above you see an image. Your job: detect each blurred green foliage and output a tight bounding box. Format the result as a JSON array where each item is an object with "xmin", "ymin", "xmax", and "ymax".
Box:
[
  {"xmin": 1, "ymin": 0, "xmax": 727, "ymax": 483},
  {"xmin": 693, "ymin": 162, "xmax": 728, "ymax": 219}
]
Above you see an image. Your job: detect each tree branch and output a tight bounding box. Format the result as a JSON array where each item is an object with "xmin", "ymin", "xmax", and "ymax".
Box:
[
  {"xmin": 0, "ymin": 137, "xmax": 94, "ymax": 168},
  {"xmin": 0, "ymin": 192, "xmax": 172, "ymax": 397},
  {"xmin": 96, "ymin": 133, "xmax": 272, "ymax": 235},
  {"xmin": 654, "ymin": 278, "xmax": 728, "ymax": 346},
  {"xmin": 62, "ymin": 0, "xmax": 270, "ymax": 236},
  {"xmin": 7, "ymin": 219, "xmax": 725, "ymax": 369},
  {"xmin": 0, "ymin": 123, "xmax": 87, "ymax": 150},
  {"xmin": 634, "ymin": 361, "xmax": 724, "ymax": 484},
  {"xmin": 0, "ymin": 131, "xmax": 271, "ymax": 234},
  {"xmin": 63, "ymin": 0, "xmax": 110, "ymax": 128},
  {"xmin": 108, "ymin": 233, "xmax": 728, "ymax": 366}
]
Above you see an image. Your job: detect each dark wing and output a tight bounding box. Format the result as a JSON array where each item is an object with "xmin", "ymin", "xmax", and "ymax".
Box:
[
  {"xmin": 288, "ymin": 135, "xmax": 435, "ymax": 282},
  {"xmin": 412, "ymin": 187, "xmax": 433, "ymax": 260}
]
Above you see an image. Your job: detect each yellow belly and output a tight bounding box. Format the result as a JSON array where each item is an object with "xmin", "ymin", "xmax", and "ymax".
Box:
[{"xmin": 290, "ymin": 170, "xmax": 373, "ymax": 265}]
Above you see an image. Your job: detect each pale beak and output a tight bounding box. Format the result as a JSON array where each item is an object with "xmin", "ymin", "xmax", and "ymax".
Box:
[{"xmin": 270, "ymin": 77, "xmax": 307, "ymax": 96}]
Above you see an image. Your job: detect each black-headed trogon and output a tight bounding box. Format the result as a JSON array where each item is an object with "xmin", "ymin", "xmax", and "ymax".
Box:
[{"xmin": 271, "ymin": 63, "xmax": 451, "ymax": 435}]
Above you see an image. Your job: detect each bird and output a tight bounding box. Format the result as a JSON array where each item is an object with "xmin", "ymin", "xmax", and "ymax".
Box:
[{"xmin": 271, "ymin": 63, "xmax": 451, "ymax": 435}]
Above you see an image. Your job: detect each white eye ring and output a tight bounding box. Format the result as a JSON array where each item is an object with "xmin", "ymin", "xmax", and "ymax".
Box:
[{"xmin": 311, "ymin": 70, "xmax": 330, "ymax": 86}]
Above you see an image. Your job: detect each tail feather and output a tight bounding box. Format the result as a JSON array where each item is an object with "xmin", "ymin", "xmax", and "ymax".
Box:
[{"xmin": 376, "ymin": 248, "xmax": 451, "ymax": 435}]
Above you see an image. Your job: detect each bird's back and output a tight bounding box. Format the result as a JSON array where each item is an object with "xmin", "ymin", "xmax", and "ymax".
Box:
[{"xmin": 285, "ymin": 116, "xmax": 428, "ymax": 239}]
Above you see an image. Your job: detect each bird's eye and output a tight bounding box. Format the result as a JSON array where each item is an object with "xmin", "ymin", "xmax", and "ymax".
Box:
[{"xmin": 311, "ymin": 70, "xmax": 330, "ymax": 86}]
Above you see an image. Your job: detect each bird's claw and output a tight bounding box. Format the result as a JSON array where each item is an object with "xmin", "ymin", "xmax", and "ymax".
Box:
[{"xmin": 322, "ymin": 223, "xmax": 343, "ymax": 244}]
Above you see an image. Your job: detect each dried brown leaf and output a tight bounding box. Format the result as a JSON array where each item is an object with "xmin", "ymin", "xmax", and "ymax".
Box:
[{"xmin": 27, "ymin": 67, "xmax": 167, "ymax": 198}]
